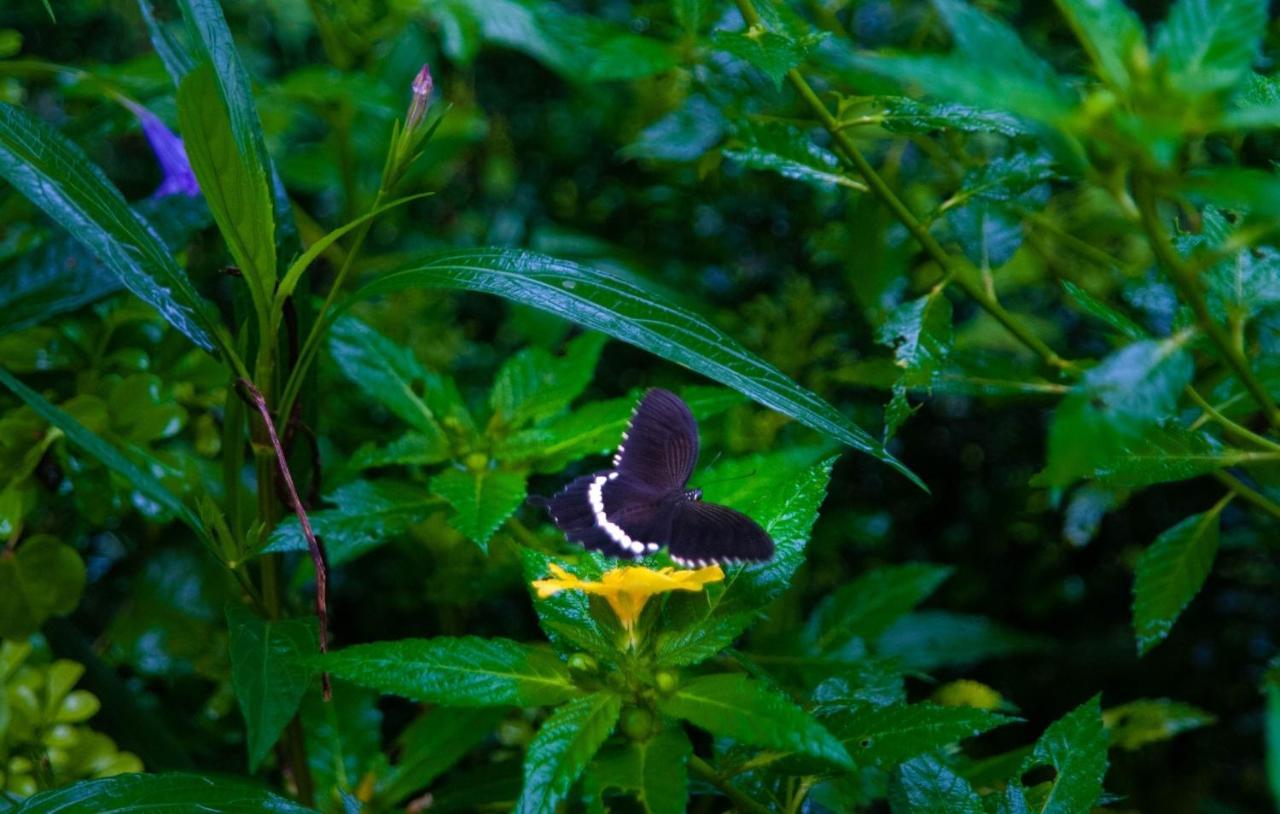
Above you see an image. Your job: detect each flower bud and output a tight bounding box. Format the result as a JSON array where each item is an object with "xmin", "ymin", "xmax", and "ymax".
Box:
[
  {"xmin": 620, "ymin": 707, "xmax": 654, "ymax": 741},
  {"xmin": 654, "ymin": 670, "xmax": 679, "ymax": 695},
  {"xmin": 567, "ymin": 653, "xmax": 598, "ymax": 674},
  {"xmin": 405, "ymin": 64, "xmax": 433, "ymax": 132}
]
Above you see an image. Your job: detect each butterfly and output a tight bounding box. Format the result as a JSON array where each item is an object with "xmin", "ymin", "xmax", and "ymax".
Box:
[{"xmin": 538, "ymin": 388, "xmax": 774, "ymax": 566}]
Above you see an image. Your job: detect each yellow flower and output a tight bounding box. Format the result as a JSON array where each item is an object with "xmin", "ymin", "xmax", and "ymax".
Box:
[{"xmin": 533, "ymin": 563, "xmax": 724, "ymax": 634}]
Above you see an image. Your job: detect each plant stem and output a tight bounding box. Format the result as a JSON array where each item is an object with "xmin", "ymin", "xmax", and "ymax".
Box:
[
  {"xmin": 688, "ymin": 755, "xmax": 773, "ymax": 814},
  {"xmin": 1213, "ymin": 471, "xmax": 1280, "ymax": 521},
  {"xmin": 1133, "ymin": 174, "xmax": 1280, "ymax": 429},
  {"xmin": 1185, "ymin": 387, "xmax": 1280, "ymax": 453},
  {"xmin": 731, "ymin": 0, "xmax": 1076, "ymax": 377}
]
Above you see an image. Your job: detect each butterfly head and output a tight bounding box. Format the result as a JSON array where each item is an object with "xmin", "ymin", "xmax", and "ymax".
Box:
[{"xmin": 685, "ymin": 488, "xmax": 702, "ymax": 502}]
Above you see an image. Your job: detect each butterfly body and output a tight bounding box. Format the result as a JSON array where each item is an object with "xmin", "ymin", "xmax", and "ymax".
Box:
[{"xmin": 542, "ymin": 388, "xmax": 774, "ymax": 566}]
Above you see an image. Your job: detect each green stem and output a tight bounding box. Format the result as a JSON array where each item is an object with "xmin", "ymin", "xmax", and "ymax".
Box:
[
  {"xmin": 732, "ymin": 0, "xmax": 1076, "ymax": 377},
  {"xmin": 1133, "ymin": 174, "xmax": 1280, "ymax": 429},
  {"xmin": 688, "ymin": 755, "xmax": 773, "ymax": 814},
  {"xmin": 1185, "ymin": 387, "xmax": 1280, "ymax": 453},
  {"xmin": 1213, "ymin": 471, "xmax": 1280, "ymax": 521}
]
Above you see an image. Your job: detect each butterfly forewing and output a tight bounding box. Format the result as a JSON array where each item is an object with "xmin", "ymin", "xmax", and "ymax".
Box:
[{"xmin": 614, "ymin": 388, "xmax": 699, "ymax": 490}]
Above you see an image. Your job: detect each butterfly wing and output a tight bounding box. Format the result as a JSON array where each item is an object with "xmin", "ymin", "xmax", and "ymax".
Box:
[
  {"xmin": 543, "ymin": 471, "xmax": 675, "ymax": 559},
  {"xmin": 613, "ymin": 388, "xmax": 699, "ymax": 490},
  {"xmin": 665, "ymin": 500, "xmax": 774, "ymax": 567}
]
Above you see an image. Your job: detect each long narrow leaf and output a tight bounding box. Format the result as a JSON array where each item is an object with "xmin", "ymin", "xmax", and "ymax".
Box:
[
  {"xmin": 0, "ymin": 103, "xmax": 220, "ymax": 352},
  {"xmin": 345, "ymin": 248, "xmax": 923, "ymax": 487}
]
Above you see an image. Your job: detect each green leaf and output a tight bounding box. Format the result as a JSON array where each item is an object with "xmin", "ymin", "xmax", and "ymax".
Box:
[
  {"xmin": 265, "ymin": 480, "xmax": 439, "ymax": 565},
  {"xmin": 319, "ymin": 637, "xmax": 581, "ymax": 706},
  {"xmin": 329, "ymin": 315, "xmax": 466, "ymax": 441},
  {"xmin": 0, "ymin": 103, "xmax": 220, "ymax": 352},
  {"xmin": 805, "ymin": 563, "xmax": 953, "ymax": 654},
  {"xmin": 1089, "ymin": 424, "xmax": 1270, "ymax": 488},
  {"xmin": 14, "ymin": 772, "xmax": 320, "ymax": 813},
  {"xmin": 586, "ymin": 35, "xmax": 677, "ymax": 81},
  {"xmin": 1132, "ymin": 500, "xmax": 1227, "ymax": 655},
  {"xmin": 1061, "ymin": 280, "xmax": 1148, "ymax": 340},
  {"xmin": 710, "ymin": 29, "xmax": 826, "ymax": 88},
  {"xmin": 1185, "ymin": 167, "xmax": 1280, "ymax": 219},
  {"xmin": 878, "ymin": 290, "xmax": 953, "ymax": 438},
  {"xmin": 1037, "ymin": 335, "xmax": 1195, "ymax": 487},
  {"xmin": 176, "ymin": 0, "xmax": 293, "ymax": 265},
  {"xmin": 591, "ymin": 729, "xmax": 691, "ymax": 814},
  {"xmin": 656, "ymin": 457, "xmax": 836, "ymax": 666},
  {"xmin": 0, "ymin": 367, "xmax": 206, "ymax": 539},
  {"xmin": 1103, "ymin": 698, "xmax": 1215, "ymax": 751},
  {"xmin": 824, "ymin": 702, "xmax": 1013, "ymax": 768},
  {"xmin": 349, "ymin": 432, "xmax": 452, "ymax": 471},
  {"xmin": 517, "ymin": 692, "xmax": 622, "ymax": 814},
  {"xmin": 874, "ymin": 97, "xmax": 1027, "ymax": 136},
  {"xmin": 674, "ymin": 0, "xmax": 706, "ymax": 33},
  {"xmin": 377, "ymin": 707, "xmax": 506, "ymax": 806},
  {"xmin": 1054, "ymin": 0, "xmax": 1146, "ymax": 90},
  {"xmin": 888, "ymin": 754, "xmax": 984, "ymax": 814},
  {"xmin": 723, "ymin": 122, "xmax": 861, "ymax": 191},
  {"xmin": 1018, "ymin": 695, "xmax": 1108, "ymax": 814},
  {"xmin": 499, "ymin": 387, "xmax": 743, "ymax": 473},
  {"xmin": 345, "ymin": 248, "xmax": 920, "ymax": 485},
  {"xmin": 1268, "ymin": 670, "xmax": 1280, "ymax": 808},
  {"xmin": 176, "ymin": 62, "xmax": 276, "ymax": 311},
  {"xmin": 875, "ymin": 611, "xmax": 1046, "ymax": 671},
  {"xmin": 657, "ymin": 673, "xmax": 852, "ymax": 768},
  {"xmin": 226, "ymin": 604, "xmax": 317, "ymax": 772},
  {"xmin": 0, "ymin": 535, "xmax": 85, "ymax": 639},
  {"xmin": 1153, "ymin": 0, "xmax": 1267, "ymax": 94},
  {"xmin": 430, "ymin": 468, "xmax": 528, "ymax": 551},
  {"xmin": 490, "ymin": 333, "xmax": 607, "ymax": 427}
]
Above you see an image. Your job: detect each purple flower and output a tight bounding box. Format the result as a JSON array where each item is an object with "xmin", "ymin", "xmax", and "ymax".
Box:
[{"xmin": 128, "ymin": 102, "xmax": 200, "ymax": 199}]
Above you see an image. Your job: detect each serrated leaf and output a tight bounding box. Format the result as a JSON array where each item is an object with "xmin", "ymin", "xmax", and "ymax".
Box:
[
  {"xmin": 1103, "ymin": 698, "xmax": 1215, "ymax": 751},
  {"xmin": 0, "ymin": 535, "xmax": 86, "ymax": 639},
  {"xmin": 1054, "ymin": 0, "xmax": 1146, "ymax": 90},
  {"xmin": 1091, "ymin": 423, "xmax": 1270, "ymax": 488},
  {"xmin": 265, "ymin": 480, "xmax": 440, "ymax": 565},
  {"xmin": 319, "ymin": 637, "xmax": 580, "ymax": 706},
  {"xmin": 888, "ymin": 754, "xmax": 984, "ymax": 814},
  {"xmin": 711, "ymin": 29, "xmax": 826, "ymax": 87},
  {"xmin": 0, "ymin": 103, "xmax": 220, "ymax": 352},
  {"xmin": 1018, "ymin": 695, "xmax": 1108, "ymax": 814},
  {"xmin": 1132, "ymin": 501, "xmax": 1227, "ymax": 655},
  {"xmin": 656, "ymin": 457, "xmax": 836, "ymax": 666},
  {"xmin": 345, "ymin": 248, "xmax": 921, "ymax": 486},
  {"xmin": 824, "ymin": 702, "xmax": 1013, "ymax": 768},
  {"xmin": 878, "ymin": 290, "xmax": 953, "ymax": 419},
  {"xmin": 176, "ymin": 62, "xmax": 276, "ymax": 312},
  {"xmin": 805, "ymin": 563, "xmax": 953, "ymax": 654},
  {"xmin": 1037, "ymin": 336, "xmax": 1195, "ymax": 487},
  {"xmin": 430, "ymin": 468, "xmax": 527, "ymax": 551},
  {"xmin": 329, "ymin": 315, "xmax": 467, "ymax": 441},
  {"xmin": 14, "ymin": 772, "xmax": 319, "ymax": 813},
  {"xmin": 517, "ymin": 692, "xmax": 622, "ymax": 814},
  {"xmin": 1153, "ymin": 0, "xmax": 1267, "ymax": 94},
  {"xmin": 226, "ymin": 604, "xmax": 317, "ymax": 772},
  {"xmin": 376, "ymin": 707, "xmax": 506, "ymax": 806},
  {"xmin": 349, "ymin": 432, "xmax": 452, "ymax": 471},
  {"xmin": 592, "ymin": 728, "xmax": 691, "ymax": 814},
  {"xmin": 875, "ymin": 97, "xmax": 1027, "ymax": 136},
  {"xmin": 658, "ymin": 673, "xmax": 852, "ymax": 768},
  {"xmin": 723, "ymin": 122, "xmax": 860, "ymax": 191},
  {"xmin": 490, "ymin": 333, "xmax": 606, "ymax": 427},
  {"xmin": 875, "ymin": 611, "xmax": 1046, "ymax": 670}
]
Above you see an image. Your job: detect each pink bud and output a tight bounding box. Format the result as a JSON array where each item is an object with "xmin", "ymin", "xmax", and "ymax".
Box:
[{"xmin": 406, "ymin": 64, "xmax": 433, "ymax": 131}]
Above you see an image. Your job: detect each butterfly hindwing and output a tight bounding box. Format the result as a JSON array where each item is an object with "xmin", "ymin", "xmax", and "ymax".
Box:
[
  {"xmin": 544, "ymin": 471, "xmax": 676, "ymax": 559},
  {"xmin": 666, "ymin": 500, "xmax": 774, "ymax": 566},
  {"xmin": 614, "ymin": 388, "xmax": 699, "ymax": 491}
]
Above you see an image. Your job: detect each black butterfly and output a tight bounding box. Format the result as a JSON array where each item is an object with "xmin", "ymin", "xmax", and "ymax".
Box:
[{"xmin": 539, "ymin": 388, "xmax": 774, "ymax": 566}]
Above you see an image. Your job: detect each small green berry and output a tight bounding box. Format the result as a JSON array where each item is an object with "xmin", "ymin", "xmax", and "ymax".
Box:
[
  {"xmin": 654, "ymin": 670, "xmax": 679, "ymax": 695},
  {"xmin": 620, "ymin": 707, "xmax": 654, "ymax": 740}
]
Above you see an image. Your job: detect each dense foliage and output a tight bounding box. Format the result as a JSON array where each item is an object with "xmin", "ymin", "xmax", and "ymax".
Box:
[{"xmin": 1, "ymin": 0, "xmax": 1279, "ymax": 811}]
